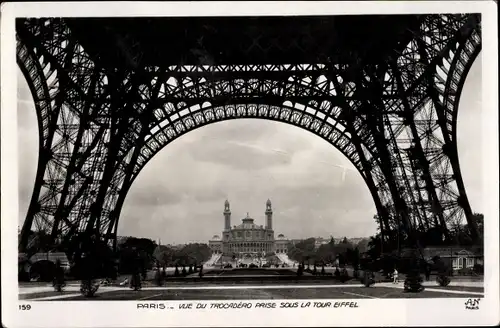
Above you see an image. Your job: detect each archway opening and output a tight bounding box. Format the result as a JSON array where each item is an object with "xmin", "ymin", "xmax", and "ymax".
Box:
[{"xmin": 118, "ymin": 119, "xmax": 378, "ymax": 246}]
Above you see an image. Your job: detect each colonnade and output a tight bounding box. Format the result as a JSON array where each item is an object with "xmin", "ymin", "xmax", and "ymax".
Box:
[{"xmin": 228, "ymin": 242, "xmax": 274, "ymax": 253}]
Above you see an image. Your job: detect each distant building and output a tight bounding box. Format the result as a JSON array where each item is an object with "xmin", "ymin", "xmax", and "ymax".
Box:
[
  {"xmin": 314, "ymin": 237, "xmax": 331, "ymax": 249},
  {"xmin": 275, "ymin": 234, "xmax": 289, "ymax": 254},
  {"xmin": 289, "ymin": 237, "xmax": 334, "ymax": 249},
  {"xmin": 18, "ymin": 252, "xmax": 71, "ymax": 278},
  {"xmin": 209, "ymin": 199, "xmax": 289, "ymax": 255},
  {"xmin": 401, "ymin": 246, "xmax": 483, "ymax": 273},
  {"xmin": 348, "ymin": 237, "xmax": 368, "ymax": 245},
  {"xmin": 288, "ymin": 236, "xmax": 367, "ymax": 249},
  {"xmin": 164, "ymin": 243, "xmax": 185, "ymax": 250}
]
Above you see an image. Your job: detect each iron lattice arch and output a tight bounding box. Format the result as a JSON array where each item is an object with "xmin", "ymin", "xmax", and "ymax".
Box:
[{"xmin": 16, "ymin": 14, "xmax": 481, "ymax": 252}]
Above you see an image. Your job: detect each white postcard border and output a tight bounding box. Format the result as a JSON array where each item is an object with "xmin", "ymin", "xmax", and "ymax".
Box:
[{"xmin": 1, "ymin": 1, "xmax": 498, "ymax": 327}]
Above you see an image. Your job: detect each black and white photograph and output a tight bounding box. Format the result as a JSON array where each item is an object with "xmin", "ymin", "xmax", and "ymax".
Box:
[{"xmin": 1, "ymin": 1, "xmax": 498, "ymax": 327}]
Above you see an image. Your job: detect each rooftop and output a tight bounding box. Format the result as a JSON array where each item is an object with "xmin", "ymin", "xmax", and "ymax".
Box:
[{"xmin": 242, "ymin": 212, "xmax": 254, "ymax": 223}]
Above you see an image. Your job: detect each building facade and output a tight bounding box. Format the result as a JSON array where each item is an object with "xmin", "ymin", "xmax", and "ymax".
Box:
[
  {"xmin": 402, "ymin": 247, "xmax": 484, "ymax": 273},
  {"xmin": 275, "ymin": 234, "xmax": 289, "ymax": 253},
  {"xmin": 209, "ymin": 199, "xmax": 289, "ymax": 255}
]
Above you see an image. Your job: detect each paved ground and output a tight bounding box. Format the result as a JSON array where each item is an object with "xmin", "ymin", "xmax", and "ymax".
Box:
[{"xmin": 19, "ymin": 281, "xmax": 483, "ymax": 301}]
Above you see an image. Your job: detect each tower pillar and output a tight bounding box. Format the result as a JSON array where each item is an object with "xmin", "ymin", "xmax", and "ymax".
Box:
[
  {"xmin": 224, "ymin": 200, "xmax": 231, "ymax": 231},
  {"xmin": 265, "ymin": 199, "xmax": 273, "ymax": 230}
]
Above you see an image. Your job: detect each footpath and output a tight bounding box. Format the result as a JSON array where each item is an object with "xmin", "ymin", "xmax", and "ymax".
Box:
[{"xmin": 376, "ymin": 281, "xmax": 483, "ymax": 288}]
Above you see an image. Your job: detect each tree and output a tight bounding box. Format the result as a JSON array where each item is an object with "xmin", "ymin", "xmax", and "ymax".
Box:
[
  {"xmin": 316, "ymin": 244, "xmax": 335, "ymax": 264},
  {"xmin": 117, "ymin": 237, "xmax": 157, "ymax": 274},
  {"xmin": 369, "ymin": 213, "xmax": 412, "ymax": 253},
  {"xmin": 53, "ymin": 259, "xmax": 65, "ymax": 292},
  {"xmin": 121, "ymin": 237, "xmax": 157, "ymax": 255},
  {"xmin": 367, "ymin": 234, "xmax": 383, "ymax": 260},
  {"xmin": 356, "ymin": 239, "xmax": 369, "ymax": 253},
  {"xmin": 68, "ymin": 233, "xmax": 116, "ymax": 280},
  {"xmin": 403, "ymin": 250, "xmax": 424, "ymax": 292},
  {"xmin": 153, "ymin": 245, "xmax": 173, "ymax": 265},
  {"xmin": 153, "ymin": 243, "xmax": 211, "ymax": 267},
  {"xmin": 288, "ymin": 247, "xmax": 304, "ymax": 263},
  {"xmin": 420, "ymin": 227, "xmax": 446, "ymax": 247},
  {"xmin": 287, "ymin": 237, "xmax": 358, "ymax": 266},
  {"xmin": 76, "ymin": 236, "xmax": 107, "ymax": 298},
  {"xmin": 296, "ymin": 263, "xmax": 304, "ymax": 277},
  {"xmin": 347, "ymin": 247, "xmax": 360, "ymax": 269},
  {"xmin": 447, "ymin": 213, "xmax": 484, "ymax": 246},
  {"xmin": 335, "ymin": 238, "xmax": 353, "ymax": 258},
  {"xmin": 179, "ymin": 243, "xmax": 212, "ymax": 265},
  {"xmin": 472, "ymin": 213, "xmax": 484, "ymax": 243},
  {"xmin": 129, "ymin": 258, "xmax": 142, "ymax": 291},
  {"xmin": 290, "ymin": 238, "xmax": 316, "ymax": 264},
  {"xmin": 154, "ymin": 261, "xmax": 164, "ymax": 286}
]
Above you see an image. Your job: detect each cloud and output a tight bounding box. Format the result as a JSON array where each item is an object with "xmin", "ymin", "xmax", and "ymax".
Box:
[
  {"xmin": 125, "ymin": 182, "xmax": 184, "ymax": 207},
  {"xmin": 191, "ymin": 189, "xmax": 228, "ymax": 203},
  {"xmin": 276, "ymin": 205, "xmax": 378, "ymax": 239},
  {"xmin": 180, "ymin": 119, "xmax": 316, "ymax": 171},
  {"xmin": 270, "ymin": 182, "xmax": 374, "ymax": 214},
  {"xmin": 191, "ymin": 119, "xmax": 312, "ymax": 153},
  {"xmin": 185, "ymin": 137, "xmax": 293, "ymax": 171}
]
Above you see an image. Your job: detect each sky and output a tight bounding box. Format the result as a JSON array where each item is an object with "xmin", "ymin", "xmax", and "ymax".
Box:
[{"xmin": 17, "ymin": 56, "xmax": 482, "ymax": 244}]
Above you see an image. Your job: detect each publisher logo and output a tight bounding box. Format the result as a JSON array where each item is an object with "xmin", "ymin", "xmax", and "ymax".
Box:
[{"xmin": 464, "ymin": 298, "xmax": 480, "ymax": 310}]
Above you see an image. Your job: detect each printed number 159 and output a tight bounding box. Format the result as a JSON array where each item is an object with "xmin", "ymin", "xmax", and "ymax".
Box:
[{"xmin": 19, "ymin": 304, "xmax": 31, "ymax": 310}]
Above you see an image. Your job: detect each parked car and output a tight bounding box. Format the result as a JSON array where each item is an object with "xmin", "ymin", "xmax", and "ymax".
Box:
[
  {"xmin": 249, "ymin": 263, "xmax": 258, "ymax": 268},
  {"xmin": 224, "ymin": 263, "xmax": 233, "ymax": 269},
  {"xmin": 262, "ymin": 263, "xmax": 271, "ymax": 268}
]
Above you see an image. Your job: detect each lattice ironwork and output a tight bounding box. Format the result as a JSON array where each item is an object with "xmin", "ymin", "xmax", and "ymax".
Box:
[{"xmin": 16, "ymin": 14, "xmax": 481, "ymax": 252}]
